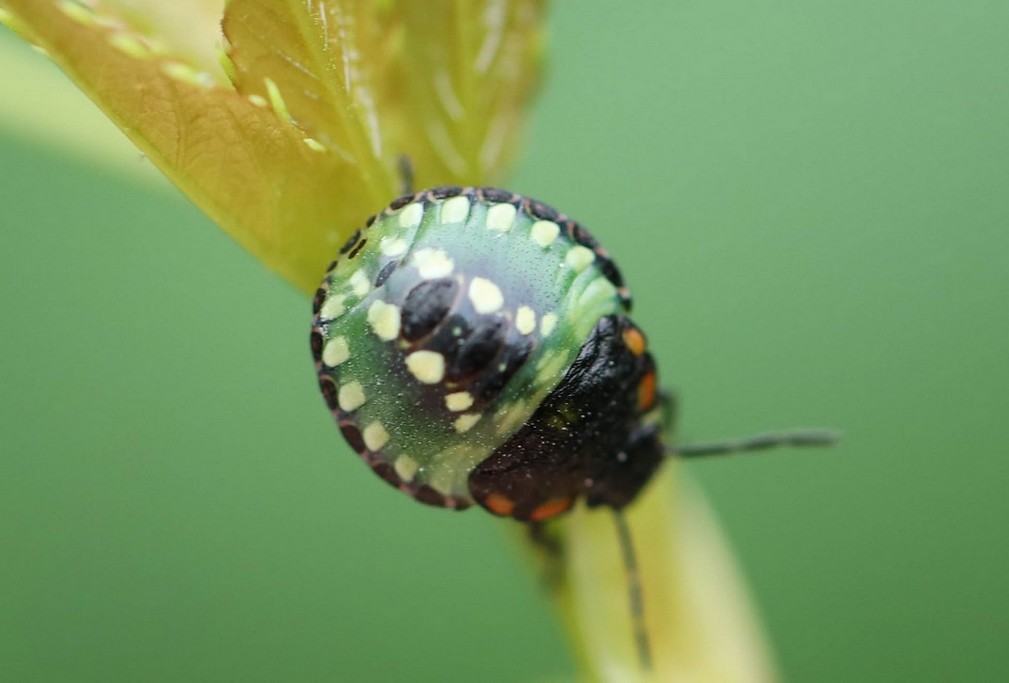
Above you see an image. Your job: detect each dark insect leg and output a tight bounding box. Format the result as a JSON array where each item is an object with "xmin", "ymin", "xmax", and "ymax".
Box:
[
  {"xmin": 673, "ymin": 429, "xmax": 840, "ymax": 459},
  {"xmin": 397, "ymin": 155, "xmax": 415, "ymax": 195},
  {"xmin": 612, "ymin": 510, "xmax": 652, "ymax": 671}
]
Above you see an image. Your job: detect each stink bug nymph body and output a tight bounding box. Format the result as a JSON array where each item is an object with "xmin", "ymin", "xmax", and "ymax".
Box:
[
  {"xmin": 310, "ymin": 186, "xmax": 836, "ymax": 668},
  {"xmin": 311, "ymin": 186, "xmax": 665, "ymax": 521}
]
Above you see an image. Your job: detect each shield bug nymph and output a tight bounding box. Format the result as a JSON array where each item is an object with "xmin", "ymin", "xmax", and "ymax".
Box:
[{"xmin": 309, "ymin": 186, "xmax": 836, "ymax": 667}]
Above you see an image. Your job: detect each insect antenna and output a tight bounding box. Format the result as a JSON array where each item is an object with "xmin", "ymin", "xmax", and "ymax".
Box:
[
  {"xmin": 612, "ymin": 509, "xmax": 652, "ymax": 671},
  {"xmin": 672, "ymin": 428, "xmax": 840, "ymax": 459}
]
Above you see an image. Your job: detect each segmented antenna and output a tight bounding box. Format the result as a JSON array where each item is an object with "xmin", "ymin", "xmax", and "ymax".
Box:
[{"xmin": 673, "ymin": 429, "xmax": 840, "ymax": 458}]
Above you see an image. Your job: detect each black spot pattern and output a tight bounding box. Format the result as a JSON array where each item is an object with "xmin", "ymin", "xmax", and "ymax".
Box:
[
  {"xmin": 400, "ymin": 279, "xmax": 459, "ymax": 342},
  {"xmin": 310, "ymin": 330, "xmax": 324, "ymax": 362},
  {"xmin": 374, "ymin": 260, "xmax": 398, "ymax": 288},
  {"xmin": 339, "ymin": 229, "xmax": 361, "ymax": 255}
]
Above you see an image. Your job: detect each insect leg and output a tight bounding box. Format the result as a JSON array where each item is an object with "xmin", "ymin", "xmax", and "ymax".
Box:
[{"xmin": 612, "ymin": 509, "xmax": 652, "ymax": 671}]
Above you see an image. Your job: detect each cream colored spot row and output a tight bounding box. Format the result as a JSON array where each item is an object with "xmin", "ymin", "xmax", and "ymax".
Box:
[
  {"xmin": 320, "ymin": 294, "xmax": 346, "ymax": 320},
  {"xmin": 486, "ymin": 203, "xmax": 517, "ymax": 232},
  {"xmin": 399, "ymin": 203, "xmax": 424, "ymax": 229},
  {"xmin": 454, "ymin": 413, "xmax": 482, "ymax": 434},
  {"xmin": 380, "ymin": 237, "xmax": 408, "ymax": 258},
  {"xmin": 367, "ymin": 300, "xmax": 401, "ymax": 341},
  {"xmin": 469, "ymin": 277, "xmax": 504, "ymax": 314},
  {"xmin": 322, "ymin": 336, "xmax": 350, "ymax": 367},
  {"xmin": 530, "ymin": 220, "xmax": 560, "ymax": 248},
  {"xmin": 440, "ymin": 196, "xmax": 471, "ymax": 224},
  {"xmin": 565, "ymin": 245, "xmax": 596, "ymax": 273},
  {"xmin": 515, "ymin": 306, "xmax": 537, "ymax": 335},
  {"xmin": 363, "ymin": 422, "xmax": 390, "ymax": 451},
  {"xmin": 349, "ymin": 269, "xmax": 371, "ymax": 297},
  {"xmin": 338, "ymin": 381, "xmax": 366, "ymax": 412},
  {"xmin": 413, "ymin": 248, "xmax": 455, "ymax": 279},
  {"xmin": 406, "ymin": 351, "xmax": 446, "ymax": 384},
  {"xmin": 445, "ymin": 391, "xmax": 475, "ymax": 412},
  {"xmin": 394, "ymin": 455, "xmax": 420, "ymax": 482}
]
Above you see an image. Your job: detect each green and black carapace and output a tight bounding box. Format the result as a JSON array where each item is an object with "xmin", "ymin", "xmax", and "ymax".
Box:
[{"xmin": 310, "ymin": 185, "xmax": 835, "ymax": 666}]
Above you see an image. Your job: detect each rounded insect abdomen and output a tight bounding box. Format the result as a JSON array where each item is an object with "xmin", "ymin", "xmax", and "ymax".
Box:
[{"xmin": 311, "ymin": 187, "xmax": 660, "ymax": 516}]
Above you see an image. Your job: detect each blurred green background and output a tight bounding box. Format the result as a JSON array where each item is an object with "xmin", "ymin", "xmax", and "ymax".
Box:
[{"xmin": 2, "ymin": 2, "xmax": 1007, "ymax": 681}]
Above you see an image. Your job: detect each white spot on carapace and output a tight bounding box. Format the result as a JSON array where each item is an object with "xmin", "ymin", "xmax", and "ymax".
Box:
[
  {"xmin": 515, "ymin": 306, "xmax": 537, "ymax": 335},
  {"xmin": 363, "ymin": 422, "xmax": 390, "ymax": 451},
  {"xmin": 399, "ymin": 202, "xmax": 423, "ymax": 229},
  {"xmin": 394, "ymin": 455, "xmax": 420, "ymax": 482},
  {"xmin": 445, "ymin": 391, "xmax": 474, "ymax": 412},
  {"xmin": 469, "ymin": 277, "xmax": 504, "ymax": 314},
  {"xmin": 367, "ymin": 300, "xmax": 401, "ymax": 341},
  {"xmin": 349, "ymin": 269, "xmax": 371, "ymax": 297},
  {"xmin": 406, "ymin": 351, "xmax": 445, "ymax": 384},
  {"xmin": 565, "ymin": 245, "xmax": 596, "ymax": 272},
  {"xmin": 530, "ymin": 220, "xmax": 560, "ymax": 248},
  {"xmin": 454, "ymin": 413, "xmax": 482, "ymax": 433},
  {"xmin": 322, "ymin": 336, "xmax": 350, "ymax": 367},
  {"xmin": 380, "ymin": 237, "xmax": 408, "ymax": 257},
  {"xmin": 338, "ymin": 381, "xmax": 366, "ymax": 411},
  {"xmin": 486, "ymin": 203, "xmax": 517, "ymax": 232},
  {"xmin": 320, "ymin": 294, "xmax": 346, "ymax": 320},
  {"xmin": 412, "ymin": 248, "xmax": 454, "ymax": 279},
  {"xmin": 540, "ymin": 312, "xmax": 558, "ymax": 337},
  {"xmin": 440, "ymin": 196, "xmax": 470, "ymax": 224}
]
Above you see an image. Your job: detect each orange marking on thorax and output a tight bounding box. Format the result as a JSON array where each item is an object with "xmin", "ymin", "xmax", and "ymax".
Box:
[
  {"xmin": 622, "ymin": 326, "xmax": 647, "ymax": 356},
  {"xmin": 530, "ymin": 497, "xmax": 572, "ymax": 522},
  {"xmin": 484, "ymin": 493, "xmax": 516, "ymax": 516},
  {"xmin": 637, "ymin": 371, "xmax": 657, "ymax": 412}
]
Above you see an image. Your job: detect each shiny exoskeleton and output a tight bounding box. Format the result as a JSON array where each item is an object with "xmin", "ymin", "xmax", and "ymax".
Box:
[{"xmin": 310, "ymin": 186, "xmax": 668, "ymax": 522}]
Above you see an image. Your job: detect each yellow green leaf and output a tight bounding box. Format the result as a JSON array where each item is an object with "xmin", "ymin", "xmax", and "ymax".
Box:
[
  {"xmin": 390, "ymin": 0, "xmax": 546, "ymax": 188},
  {"xmin": 222, "ymin": 0, "xmax": 397, "ymax": 206},
  {"xmin": 1, "ymin": 4, "xmax": 776, "ymax": 682},
  {"xmin": 95, "ymin": 0, "xmax": 228, "ymax": 82},
  {"xmin": 1, "ymin": 0, "xmax": 381, "ymax": 294}
]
